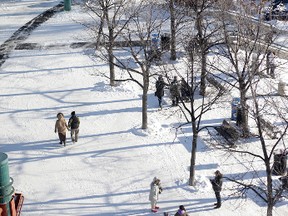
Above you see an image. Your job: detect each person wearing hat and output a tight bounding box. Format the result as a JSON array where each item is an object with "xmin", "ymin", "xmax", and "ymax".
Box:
[
  {"xmin": 210, "ymin": 170, "xmax": 223, "ymax": 209},
  {"xmin": 170, "ymin": 76, "xmax": 181, "ymax": 106},
  {"xmin": 68, "ymin": 111, "xmax": 80, "ymax": 143},
  {"xmin": 149, "ymin": 177, "xmax": 163, "ymax": 213},
  {"xmin": 54, "ymin": 113, "xmax": 69, "ymax": 146},
  {"xmin": 155, "ymin": 75, "xmax": 168, "ymax": 109},
  {"xmin": 174, "ymin": 205, "xmax": 189, "ymax": 216}
]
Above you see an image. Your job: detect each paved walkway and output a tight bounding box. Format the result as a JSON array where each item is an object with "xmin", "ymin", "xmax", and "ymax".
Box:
[{"xmin": 0, "ymin": 2, "xmax": 63, "ymax": 67}]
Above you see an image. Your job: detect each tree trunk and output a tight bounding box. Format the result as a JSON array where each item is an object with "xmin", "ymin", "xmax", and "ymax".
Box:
[
  {"xmin": 266, "ymin": 168, "xmax": 274, "ymax": 216},
  {"xmin": 200, "ymin": 51, "xmax": 206, "ymax": 96},
  {"xmin": 169, "ymin": 0, "xmax": 177, "ymax": 60},
  {"xmin": 108, "ymin": 27, "xmax": 115, "ymax": 86},
  {"xmin": 239, "ymin": 82, "xmax": 249, "ymax": 137},
  {"xmin": 108, "ymin": 50, "xmax": 115, "ymax": 86},
  {"xmin": 189, "ymin": 118, "xmax": 198, "ymax": 186},
  {"xmin": 189, "ymin": 133, "xmax": 198, "ymax": 186},
  {"xmin": 142, "ymin": 91, "xmax": 148, "ymax": 129},
  {"xmin": 104, "ymin": 5, "xmax": 115, "ymax": 87},
  {"xmin": 262, "ymin": 135, "xmax": 274, "ymax": 216},
  {"xmin": 142, "ymin": 72, "xmax": 149, "ymax": 129},
  {"xmin": 195, "ymin": 12, "xmax": 206, "ymax": 96},
  {"xmin": 95, "ymin": 14, "xmax": 105, "ymax": 50}
]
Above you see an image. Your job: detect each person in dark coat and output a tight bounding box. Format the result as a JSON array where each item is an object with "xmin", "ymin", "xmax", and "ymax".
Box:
[
  {"xmin": 236, "ymin": 106, "xmax": 243, "ymax": 127},
  {"xmin": 180, "ymin": 78, "xmax": 190, "ymax": 102},
  {"xmin": 68, "ymin": 111, "xmax": 80, "ymax": 143},
  {"xmin": 155, "ymin": 75, "xmax": 168, "ymax": 109},
  {"xmin": 210, "ymin": 170, "xmax": 223, "ymax": 209},
  {"xmin": 174, "ymin": 205, "xmax": 189, "ymax": 216},
  {"xmin": 170, "ymin": 76, "xmax": 181, "ymax": 106},
  {"xmin": 279, "ymin": 175, "xmax": 288, "ymax": 190}
]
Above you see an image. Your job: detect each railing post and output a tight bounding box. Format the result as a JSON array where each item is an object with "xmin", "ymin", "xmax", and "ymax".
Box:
[
  {"xmin": 0, "ymin": 152, "xmax": 14, "ymax": 216},
  {"xmin": 64, "ymin": 0, "xmax": 71, "ymax": 11}
]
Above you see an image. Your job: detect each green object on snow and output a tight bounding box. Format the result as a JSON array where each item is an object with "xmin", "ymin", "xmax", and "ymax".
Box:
[
  {"xmin": 0, "ymin": 152, "xmax": 14, "ymax": 216},
  {"xmin": 64, "ymin": 0, "xmax": 71, "ymax": 11}
]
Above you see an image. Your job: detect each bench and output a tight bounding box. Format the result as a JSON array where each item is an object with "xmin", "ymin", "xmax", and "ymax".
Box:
[
  {"xmin": 259, "ymin": 117, "xmax": 280, "ymax": 139},
  {"xmin": 206, "ymin": 75, "xmax": 226, "ymax": 94},
  {"xmin": 214, "ymin": 120, "xmax": 240, "ymax": 147}
]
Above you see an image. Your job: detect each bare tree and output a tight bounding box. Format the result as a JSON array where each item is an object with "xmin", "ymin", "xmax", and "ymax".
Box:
[
  {"xmin": 207, "ymin": 1, "xmax": 288, "ymax": 215},
  {"xmin": 171, "ymin": 0, "xmax": 224, "ymax": 186},
  {"xmin": 209, "ymin": 0, "xmax": 278, "ymax": 137},
  {"xmin": 93, "ymin": 0, "xmax": 167, "ymax": 129},
  {"xmin": 184, "ymin": 50, "xmax": 225, "ymax": 186},
  {"xmin": 165, "ymin": 35, "xmax": 226, "ymax": 185},
  {"xmin": 249, "ymin": 81, "xmax": 288, "ymax": 216},
  {"xmin": 84, "ymin": 0, "xmax": 132, "ymax": 86},
  {"xmin": 222, "ymin": 84, "xmax": 288, "ymax": 216},
  {"xmin": 163, "ymin": 0, "xmax": 195, "ymax": 61}
]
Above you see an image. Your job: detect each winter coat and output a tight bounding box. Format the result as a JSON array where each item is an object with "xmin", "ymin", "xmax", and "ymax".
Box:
[
  {"xmin": 180, "ymin": 79, "xmax": 190, "ymax": 97},
  {"xmin": 211, "ymin": 174, "xmax": 223, "ymax": 192},
  {"xmin": 155, "ymin": 79, "xmax": 167, "ymax": 98},
  {"xmin": 174, "ymin": 209, "xmax": 189, "ymax": 216},
  {"xmin": 170, "ymin": 80, "xmax": 181, "ymax": 98},
  {"xmin": 68, "ymin": 115, "xmax": 80, "ymax": 129},
  {"xmin": 267, "ymin": 51, "xmax": 275, "ymax": 66},
  {"xmin": 149, "ymin": 182, "xmax": 160, "ymax": 202},
  {"xmin": 55, "ymin": 116, "xmax": 68, "ymax": 135}
]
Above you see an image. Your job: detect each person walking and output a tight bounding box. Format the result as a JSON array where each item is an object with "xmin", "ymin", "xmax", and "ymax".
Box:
[
  {"xmin": 155, "ymin": 75, "xmax": 168, "ymax": 109},
  {"xmin": 174, "ymin": 205, "xmax": 189, "ymax": 216},
  {"xmin": 210, "ymin": 170, "xmax": 223, "ymax": 209},
  {"xmin": 54, "ymin": 113, "xmax": 69, "ymax": 146},
  {"xmin": 68, "ymin": 111, "xmax": 80, "ymax": 143},
  {"xmin": 149, "ymin": 177, "xmax": 163, "ymax": 213},
  {"xmin": 266, "ymin": 51, "xmax": 276, "ymax": 78},
  {"xmin": 170, "ymin": 76, "xmax": 181, "ymax": 106}
]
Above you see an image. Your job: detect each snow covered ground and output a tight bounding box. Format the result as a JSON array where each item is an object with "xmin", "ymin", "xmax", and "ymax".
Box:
[{"xmin": 0, "ymin": 1, "xmax": 287, "ymax": 215}]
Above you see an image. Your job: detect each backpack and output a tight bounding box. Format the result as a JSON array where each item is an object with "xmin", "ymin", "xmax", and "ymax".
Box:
[{"xmin": 70, "ymin": 116, "xmax": 80, "ymax": 129}]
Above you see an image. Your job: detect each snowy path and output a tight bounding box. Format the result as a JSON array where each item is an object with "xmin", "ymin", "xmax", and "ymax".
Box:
[
  {"xmin": 0, "ymin": 1, "xmax": 287, "ymax": 216},
  {"xmin": 0, "ymin": 47, "xmax": 193, "ymax": 215}
]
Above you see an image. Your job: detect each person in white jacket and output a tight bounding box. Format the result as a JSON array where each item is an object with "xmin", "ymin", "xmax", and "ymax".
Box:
[{"xmin": 149, "ymin": 177, "xmax": 162, "ymax": 213}]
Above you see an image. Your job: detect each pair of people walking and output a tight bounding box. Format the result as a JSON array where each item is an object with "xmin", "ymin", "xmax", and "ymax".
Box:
[{"xmin": 54, "ymin": 111, "xmax": 80, "ymax": 146}]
